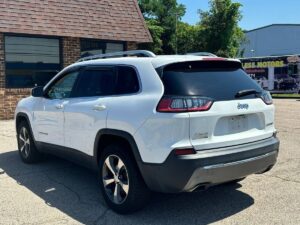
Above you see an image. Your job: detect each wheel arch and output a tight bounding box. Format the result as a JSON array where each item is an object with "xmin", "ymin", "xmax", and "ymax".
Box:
[
  {"xmin": 16, "ymin": 112, "xmax": 34, "ymax": 138},
  {"xmin": 93, "ymin": 129, "xmax": 153, "ymax": 190},
  {"xmin": 94, "ymin": 129, "xmax": 143, "ymax": 165}
]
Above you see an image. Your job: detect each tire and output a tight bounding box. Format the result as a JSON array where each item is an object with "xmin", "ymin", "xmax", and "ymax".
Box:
[
  {"xmin": 17, "ymin": 120, "xmax": 42, "ymax": 163},
  {"xmin": 99, "ymin": 143, "xmax": 150, "ymax": 214}
]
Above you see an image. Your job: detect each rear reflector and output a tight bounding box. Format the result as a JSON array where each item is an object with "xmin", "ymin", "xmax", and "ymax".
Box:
[
  {"xmin": 157, "ymin": 96, "xmax": 213, "ymax": 112},
  {"xmin": 174, "ymin": 148, "xmax": 196, "ymax": 155}
]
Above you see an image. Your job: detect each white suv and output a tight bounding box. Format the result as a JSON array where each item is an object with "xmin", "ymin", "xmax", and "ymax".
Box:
[{"xmin": 15, "ymin": 50, "xmax": 279, "ymax": 214}]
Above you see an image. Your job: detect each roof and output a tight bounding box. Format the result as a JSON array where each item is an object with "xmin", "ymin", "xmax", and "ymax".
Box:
[
  {"xmin": 44, "ymin": 54, "xmax": 241, "ymax": 90},
  {"xmin": 246, "ymin": 24, "xmax": 300, "ymax": 33},
  {"xmin": 0, "ymin": 0, "xmax": 152, "ymax": 43},
  {"xmin": 71, "ymin": 55, "xmax": 241, "ymax": 69}
]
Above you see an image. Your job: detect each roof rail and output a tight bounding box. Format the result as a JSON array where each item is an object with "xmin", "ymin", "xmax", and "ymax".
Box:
[{"xmin": 77, "ymin": 50, "xmax": 156, "ymax": 62}]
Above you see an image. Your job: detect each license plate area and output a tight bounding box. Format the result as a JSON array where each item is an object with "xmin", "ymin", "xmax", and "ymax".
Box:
[{"xmin": 228, "ymin": 115, "xmax": 248, "ymax": 133}]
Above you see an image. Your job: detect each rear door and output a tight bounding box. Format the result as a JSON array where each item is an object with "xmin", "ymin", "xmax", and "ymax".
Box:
[
  {"xmin": 160, "ymin": 60, "xmax": 276, "ymax": 150},
  {"xmin": 63, "ymin": 66, "xmax": 116, "ymax": 155}
]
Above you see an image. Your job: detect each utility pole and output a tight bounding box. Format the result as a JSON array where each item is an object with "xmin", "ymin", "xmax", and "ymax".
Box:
[{"xmin": 175, "ymin": 13, "xmax": 178, "ymax": 55}]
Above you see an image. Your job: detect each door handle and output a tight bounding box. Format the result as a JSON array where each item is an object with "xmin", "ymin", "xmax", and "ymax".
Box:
[
  {"xmin": 55, "ymin": 104, "xmax": 64, "ymax": 109},
  {"xmin": 93, "ymin": 104, "xmax": 106, "ymax": 111}
]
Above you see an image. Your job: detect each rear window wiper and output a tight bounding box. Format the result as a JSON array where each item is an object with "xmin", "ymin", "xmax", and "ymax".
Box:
[{"xmin": 235, "ymin": 89, "xmax": 261, "ymax": 98}]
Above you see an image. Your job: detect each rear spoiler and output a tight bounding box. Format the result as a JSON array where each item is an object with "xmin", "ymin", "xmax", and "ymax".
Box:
[{"xmin": 156, "ymin": 59, "xmax": 242, "ymax": 76}]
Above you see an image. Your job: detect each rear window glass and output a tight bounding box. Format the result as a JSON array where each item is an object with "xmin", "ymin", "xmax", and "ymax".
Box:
[{"xmin": 159, "ymin": 61, "xmax": 262, "ymax": 101}]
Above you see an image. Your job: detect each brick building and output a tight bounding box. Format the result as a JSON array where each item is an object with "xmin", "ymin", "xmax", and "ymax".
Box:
[{"xmin": 0, "ymin": 0, "xmax": 152, "ymax": 120}]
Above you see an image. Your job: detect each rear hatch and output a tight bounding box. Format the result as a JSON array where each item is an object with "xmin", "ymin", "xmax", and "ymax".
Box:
[{"xmin": 157, "ymin": 60, "xmax": 275, "ymax": 150}]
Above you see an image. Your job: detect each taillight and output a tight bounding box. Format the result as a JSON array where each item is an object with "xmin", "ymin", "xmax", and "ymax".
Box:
[
  {"xmin": 260, "ymin": 91, "xmax": 273, "ymax": 105},
  {"xmin": 157, "ymin": 96, "xmax": 213, "ymax": 112}
]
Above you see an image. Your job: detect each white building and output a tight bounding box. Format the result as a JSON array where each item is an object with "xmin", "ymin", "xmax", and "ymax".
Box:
[{"xmin": 241, "ymin": 24, "xmax": 300, "ymax": 57}]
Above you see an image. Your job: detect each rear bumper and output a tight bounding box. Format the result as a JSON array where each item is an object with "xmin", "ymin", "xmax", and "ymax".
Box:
[{"xmin": 139, "ymin": 137, "xmax": 279, "ymax": 193}]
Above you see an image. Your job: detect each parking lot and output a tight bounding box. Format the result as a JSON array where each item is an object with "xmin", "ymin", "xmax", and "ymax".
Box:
[{"xmin": 0, "ymin": 99, "xmax": 299, "ymax": 225}]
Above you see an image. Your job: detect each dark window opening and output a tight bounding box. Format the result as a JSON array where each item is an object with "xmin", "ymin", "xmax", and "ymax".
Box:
[
  {"xmin": 73, "ymin": 66, "xmax": 139, "ymax": 97},
  {"xmin": 159, "ymin": 61, "xmax": 262, "ymax": 101},
  {"xmin": 115, "ymin": 66, "xmax": 139, "ymax": 94},
  {"xmin": 75, "ymin": 68, "xmax": 116, "ymax": 97},
  {"xmin": 5, "ymin": 35, "xmax": 61, "ymax": 88},
  {"xmin": 80, "ymin": 39, "xmax": 125, "ymax": 58}
]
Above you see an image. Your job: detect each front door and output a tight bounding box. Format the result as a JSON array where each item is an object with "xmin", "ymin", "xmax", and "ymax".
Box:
[{"xmin": 33, "ymin": 70, "xmax": 80, "ymax": 146}]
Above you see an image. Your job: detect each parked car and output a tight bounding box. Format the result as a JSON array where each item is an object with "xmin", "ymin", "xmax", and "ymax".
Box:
[
  {"xmin": 15, "ymin": 50, "xmax": 279, "ymax": 214},
  {"xmin": 275, "ymin": 77, "xmax": 298, "ymax": 91}
]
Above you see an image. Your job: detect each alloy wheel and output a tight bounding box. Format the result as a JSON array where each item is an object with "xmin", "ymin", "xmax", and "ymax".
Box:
[
  {"xmin": 102, "ymin": 155, "xmax": 129, "ymax": 204},
  {"xmin": 19, "ymin": 127, "xmax": 30, "ymax": 158}
]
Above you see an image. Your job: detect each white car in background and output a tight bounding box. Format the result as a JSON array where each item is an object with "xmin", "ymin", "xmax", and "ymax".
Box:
[{"xmin": 15, "ymin": 50, "xmax": 279, "ymax": 214}]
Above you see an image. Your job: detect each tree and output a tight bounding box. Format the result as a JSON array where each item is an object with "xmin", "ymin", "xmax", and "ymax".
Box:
[
  {"xmin": 176, "ymin": 22, "xmax": 201, "ymax": 54},
  {"xmin": 138, "ymin": 0, "xmax": 245, "ymax": 56},
  {"xmin": 198, "ymin": 0, "xmax": 244, "ymax": 57},
  {"xmin": 155, "ymin": 0, "xmax": 185, "ymax": 54},
  {"xmin": 138, "ymin": 0, "xmax": 185, "ymax": 54},
  {"xmin": 139, "ymin": 19, "xmax": 164, "ymax": 54}
]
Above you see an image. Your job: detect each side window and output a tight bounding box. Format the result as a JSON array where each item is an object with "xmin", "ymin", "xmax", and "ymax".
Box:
[
  {"xmin": 72, "ymin": 66, "xmax": 140, "ymax": 98},
  {"xmin": 115, "ymin": 66, "xmax": 139, "ymax": 94},
  {"xmin": 74, "ymin": 68, "xmax": 116, "ymax": 97},
  {"xmin": 47, "ymin": 71, "xmax": 79, "ymax": 99}
]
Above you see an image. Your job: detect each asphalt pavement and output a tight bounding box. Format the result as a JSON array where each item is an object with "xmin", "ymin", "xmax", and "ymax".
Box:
[{"xmin": 0, "ymin": 99, "xmax": 299, "ymax": 225}]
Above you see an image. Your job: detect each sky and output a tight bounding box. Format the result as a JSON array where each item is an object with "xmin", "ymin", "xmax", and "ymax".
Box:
[{"xmin": 178, "ymin": 0, "xmax": 300, "ymax": 31}]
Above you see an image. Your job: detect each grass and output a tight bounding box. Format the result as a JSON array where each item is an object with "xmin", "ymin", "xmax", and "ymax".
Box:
[{"xmin": 271, "ymin": 93, "xmax": 300, "ymax": 98}]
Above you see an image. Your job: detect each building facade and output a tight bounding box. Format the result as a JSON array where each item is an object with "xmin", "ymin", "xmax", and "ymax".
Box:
[
  {"xmin": 240, "ymin": 24, "xmax": 300, "ymax": 93},
  {"xmin": 0, "ymin": 0, "xmax": 152, "ymax": 120},
  {"xmin": 241, "ymin": 55, "xmax": 300, "ymax": 93},
  {"xmin": 241, "ymin": 24, "xmax": 300, "ymax": 58}
]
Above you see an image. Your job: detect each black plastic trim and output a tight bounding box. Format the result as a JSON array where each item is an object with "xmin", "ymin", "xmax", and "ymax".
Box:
[
  {"xmin": 36, "ymin": 142, "xmax": 98, "ymax": 171},
  {"xmin": 138, "ymin": 137, "xmax": 280, "ymax": 193},
  {"xmin": 178, "ymin": 137, "xmax": 279, "ymax": 166},
  {"xmin": 15, "ymin": 112, "xmax": 36, "ymax": 141},
  {"xmin": 93, "ymin": 129, "xmax": 143, "ymax": 165}
]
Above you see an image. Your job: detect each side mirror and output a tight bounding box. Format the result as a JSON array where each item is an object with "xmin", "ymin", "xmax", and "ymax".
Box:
[{"xmin": 31, "ymin": 86, "xmax": 44, "ymax": 97}]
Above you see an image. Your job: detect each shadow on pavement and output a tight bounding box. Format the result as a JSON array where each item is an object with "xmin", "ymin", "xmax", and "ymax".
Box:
[{"xmin": 0, "ymin": 150, "xmax": 254, "ymax": 225}]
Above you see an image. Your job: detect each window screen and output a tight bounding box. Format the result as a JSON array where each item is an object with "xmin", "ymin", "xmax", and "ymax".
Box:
[
  {"xmin": 80, "ymin": 39, "xmax": 124, "ymax": 58},
  {"xmin": 106, "ymin": 43, "xmax": 124, "ymax": 53},
  {"xmin": 5, "ymin": 35, "xmax": 61, "ymax": 88}
]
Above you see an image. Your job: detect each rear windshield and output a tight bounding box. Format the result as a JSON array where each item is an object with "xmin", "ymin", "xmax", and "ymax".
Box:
[{"xmin": 159, "ymin": 61, "xmax": 262, "ymax": 101}]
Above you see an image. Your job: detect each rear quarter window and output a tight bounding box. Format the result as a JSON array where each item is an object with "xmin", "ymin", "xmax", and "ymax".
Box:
[{"xmin": 115, "ymin": 66, "xmax": 139, "ymax": 94}]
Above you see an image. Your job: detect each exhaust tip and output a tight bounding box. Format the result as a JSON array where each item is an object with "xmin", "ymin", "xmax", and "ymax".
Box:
[{"xmin": 190, "ymin": 183, "xmax": 211, "ymax": 192}]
